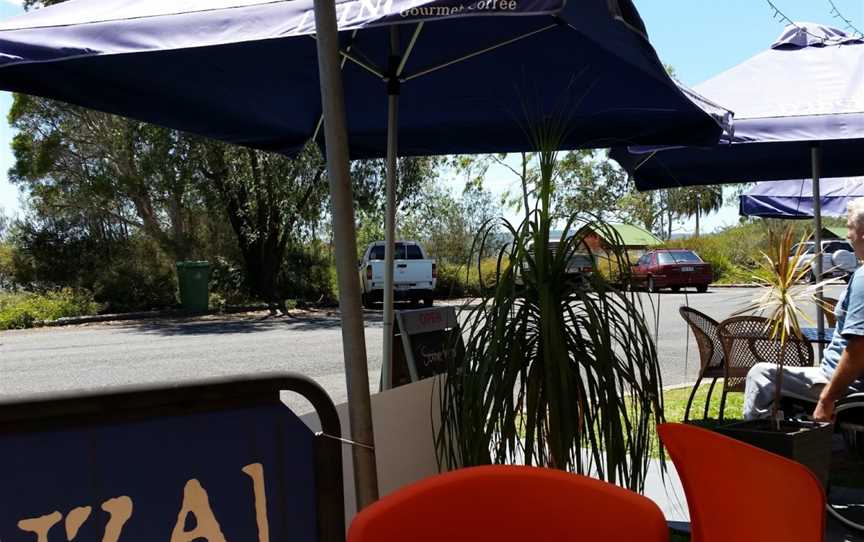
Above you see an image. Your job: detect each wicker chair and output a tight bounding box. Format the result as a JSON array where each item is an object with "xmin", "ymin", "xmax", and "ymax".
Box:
[
  {"xmin": 717, "ymin": 315, "xmax": 814, "ymax": 420},
  {"xmin": 679, "ymin": 306, "xmax": 726, "ymax": 421},
  {"xmin": 823, "ymin": 296, "xmax": 838, "ymax": 328}
]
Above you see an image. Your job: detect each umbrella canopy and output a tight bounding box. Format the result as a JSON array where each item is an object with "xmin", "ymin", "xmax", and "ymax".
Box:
[
  {"xmin": 0, "ymin": 0, "xmax": 728, "ymax": 158},
  {"xmin": 0, "ymin": 0, "xmax": 729, "ymax": 509},
  {"xmin": 740, "ymin": 177, "xmax": 864, "ymax": 219},
  {"xmin": 611, "ymin": 23, "xmax": 864, "ymax": 189}
]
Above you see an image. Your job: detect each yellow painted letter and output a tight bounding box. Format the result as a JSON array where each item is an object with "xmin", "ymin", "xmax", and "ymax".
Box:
[
  {"xmin": 242, "ymin": 463, "xmax": 270, "ymax": 542},
  {"xmin": 65, "ymin": 506, "xmax": 92, "ymax": 540},
  {"xmin": 18, "ymin": 511, "xmax": 62, "ymax": 542},
  {"xmin": 101, "ymin": 496, "xmax": 133, "ymax": 542},
  {"xmin": 170, "ymin": 479, "xmax": 227, "ymax": 542}
]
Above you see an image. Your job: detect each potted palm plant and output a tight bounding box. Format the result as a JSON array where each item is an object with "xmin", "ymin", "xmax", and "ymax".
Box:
[
  {"xmin": 435, "ymin": 115, "xmax": 665, "ymax": 492},
  {"xmin": 718, "ymin": 226, "xmax": 834, "ymax": 486}
]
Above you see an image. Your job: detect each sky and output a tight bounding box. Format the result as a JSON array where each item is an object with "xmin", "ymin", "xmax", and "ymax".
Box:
[
  {"xmin": 0, "ymin": 0, "xmax": 23, "ymax": 219},
  {"xmin": 0, "ymin": 0, "xmax": 862, "ymax": 232}
]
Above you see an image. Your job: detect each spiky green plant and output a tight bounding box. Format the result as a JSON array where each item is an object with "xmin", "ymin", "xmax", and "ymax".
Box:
[
  {"xmin": 435, "ymin": 116, "xmax": 664, "ymax": 492},
  {"xmin": 737, "ymin": 227, "xmax": 840, "ymax": 421}
]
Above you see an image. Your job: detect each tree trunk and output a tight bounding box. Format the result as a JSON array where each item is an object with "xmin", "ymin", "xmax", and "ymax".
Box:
[{"xmin": 695, "ymin": 209, "xmax": 700, "ymax": 238}]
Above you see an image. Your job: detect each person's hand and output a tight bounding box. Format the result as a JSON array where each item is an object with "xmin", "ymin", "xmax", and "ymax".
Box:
[{"xmin": 812, "ymin": 397, "xmax": 836, "ymax": 422}]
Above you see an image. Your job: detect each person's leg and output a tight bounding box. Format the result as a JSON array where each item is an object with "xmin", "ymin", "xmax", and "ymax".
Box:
[{"xmin": 743, "ymin": 363, "xmax": 827, "ymax": 420}]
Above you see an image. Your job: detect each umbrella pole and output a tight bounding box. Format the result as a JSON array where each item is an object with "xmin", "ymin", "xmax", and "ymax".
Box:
[
  {"xmin": 313, "ymin": 0, "xmax": 379, "ymax": 509},
  {"xmin": 812, "ymin": 143, "xmax": 825, "ymax": 360},
  {"xmin": 382, "ymin": 28, "xmax": 400, "ymax": 390}
]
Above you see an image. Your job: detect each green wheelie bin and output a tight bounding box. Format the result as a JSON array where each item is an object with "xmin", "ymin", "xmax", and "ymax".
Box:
[{"xmin": 176, "ymin": 261, "xmax": 211, "ymax": 312}]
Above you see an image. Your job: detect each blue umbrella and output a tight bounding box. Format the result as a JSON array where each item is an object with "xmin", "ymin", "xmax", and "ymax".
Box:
[
  {"xmin": 0, "ymin": 0, "xmax": 727, "ymax": 157},
  {"xmin": 740, "ymin": 177, "xmax": 864, "ymax": 219},
  {"xmin": 611, "ymin": 23, "xmax": 864, "ymax": 189},
  {"xmin": 612, "ymin": 22, "xmax": 864, "ymax": 360},
  {"xmin": 0, "ymin": 0, "xmax": 728, "ymax": 505}
]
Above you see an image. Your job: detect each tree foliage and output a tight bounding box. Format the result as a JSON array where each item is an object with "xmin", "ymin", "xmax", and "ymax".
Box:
[
  {"xmin": 9, "ymin": 95, "xmax": 203, "ymax": 261},
  {"xmin": 199, "ymin": 141, "xmax": 329, "ymax": 307},
  {"xmin": 5, "ymin": 86, "xmax": 452, "ymax": 310}
]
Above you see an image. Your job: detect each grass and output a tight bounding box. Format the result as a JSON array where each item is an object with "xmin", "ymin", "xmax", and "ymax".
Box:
[
  {"xmin": 0, "ymin": 289, "xmax": 99, "ymax": 330},
  {"xmin": 644, "ymin": 384, "xmax": 744, "ymax": 460},
  {"xmin": 662, "ymin": 383, "xmax": 744, "ymax": 423}
]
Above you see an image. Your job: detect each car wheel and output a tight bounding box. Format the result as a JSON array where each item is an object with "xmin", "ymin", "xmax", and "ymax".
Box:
[
  {"xmin": 697, "ymin": 284, "xmax": 708, "ymax": 293},
  {"xmin": 424, "ymin": 296, "xmax": 434, "ymax": 307},
  {"xmin": 671, "ymin": 286, "xmax": 680, "ymax": 293},
  {"xmin": 810, "ymin": 269, "xmax": 819, "ymax": 284},
  {"xmin": 648, "ymin": 276, "xmax": 659, "ymax": 293},
  {"xmin": 362, "ymin": 294, "xmax": 375, "ymax": 309}
]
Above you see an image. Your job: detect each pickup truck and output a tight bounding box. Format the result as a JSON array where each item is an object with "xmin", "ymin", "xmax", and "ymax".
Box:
[{"xmin": 359, "ymin": 241, "xmax": 436, "ymax": 309}]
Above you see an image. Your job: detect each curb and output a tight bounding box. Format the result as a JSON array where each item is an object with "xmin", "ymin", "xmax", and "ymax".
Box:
[
  {"xmin": 37, "ymin": 303, "xmax": 280, "ymax": 328},
  {"xmin": 709, "ymin": 283, "xmax": 761, "ymax": 288}
]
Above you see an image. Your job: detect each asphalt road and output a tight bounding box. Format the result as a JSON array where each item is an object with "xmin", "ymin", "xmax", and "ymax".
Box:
[{"xmin": 0, "ymin": 286, "xmax": 846, "ymax": 414}]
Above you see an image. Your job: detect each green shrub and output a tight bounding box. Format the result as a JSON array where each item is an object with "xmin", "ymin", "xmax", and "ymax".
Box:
[
  {"xmin": 0, "ymin": 288, "xmax": 99, "ymax": 330},
  {"xmin": 208, "ymin": 292, "xmax": 228, "ymax": 313},
  {"xmin": 209, "ymin": 256, "xmax": 253, "ymax": 305},
  {"xmin": 714, "ymin": 264, "xmax": 773, "ymax": 285},
  {"xmin": 92, "ymin": 253, "xmax": 177, "ymax": 313},
  {"xmin": 436, "ymin": 258, "xmax": 503, "ymax": 298},
  {"xmin": 277, "ymin": 245, "xmax": 336, "ymax": 304},
  {"xmin": 663, "ymin": 236, "xmax": 732, "ymax": 282}
]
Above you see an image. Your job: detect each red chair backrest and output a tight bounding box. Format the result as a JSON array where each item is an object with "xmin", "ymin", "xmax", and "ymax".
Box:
[
  {"xmin": 658, "ymin": 423, "xmax": 825, "ymax": 542},
  {"xmin": 348, "ymin": 465, "xmax": 668, "ymax": 542}
]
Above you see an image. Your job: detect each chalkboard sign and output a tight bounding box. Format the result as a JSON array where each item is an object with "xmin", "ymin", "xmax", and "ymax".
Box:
[{"xmin": 385, "ymin": 307, "xmax": 464, "ymax": 389}]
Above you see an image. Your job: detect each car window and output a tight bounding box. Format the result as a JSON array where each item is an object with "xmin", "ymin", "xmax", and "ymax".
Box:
[
  {"xmin": 405, "ymin": 245, "xmax": 423, "ymax": 260},
  {"xmin": 824, "ymin": 241, "xmax": 853, "ymax": 254},
  {"xmin": 657, "ymin": 251, "xmax": 701, "ymax": 264},
  {"xmin": 369, "ymin": 243, "xmax": 424, "ymax": 260}
]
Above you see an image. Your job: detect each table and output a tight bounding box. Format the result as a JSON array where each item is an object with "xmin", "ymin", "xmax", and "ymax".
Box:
[{"xmin": 801, "ymin": 327, "xmax": 836, "ymax": 344}]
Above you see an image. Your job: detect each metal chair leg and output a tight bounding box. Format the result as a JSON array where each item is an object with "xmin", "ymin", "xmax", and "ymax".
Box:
[
  {"xmin": 718, "ymin": 386, "xmax": 729, "ymax": 422},
  {"xmin": 702, "ymin": 378, "xmax": 719, "ymax": 419},
  {"xmin": 684, "ymin": 375, "xmax": 704, "ymax": 422}
]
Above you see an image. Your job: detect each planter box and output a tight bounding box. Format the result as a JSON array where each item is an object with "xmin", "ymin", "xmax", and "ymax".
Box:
[{"xmin": 718, "ymin": 419, "xmax": 833, "ymax": 487}]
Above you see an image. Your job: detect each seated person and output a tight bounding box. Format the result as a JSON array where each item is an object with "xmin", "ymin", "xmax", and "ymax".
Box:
[{"xmin": 744, "ymin": 198, "xmax": 864, "ymax": 421}]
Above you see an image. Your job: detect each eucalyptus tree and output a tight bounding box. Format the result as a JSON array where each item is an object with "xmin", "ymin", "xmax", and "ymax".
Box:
[
  {"xmin": 8, "ymin": 95, "xmax": 204, "ymax": 261},
  {"xmin": 197, "ymin": 141, "xmax": 329, "ymax": 309}
]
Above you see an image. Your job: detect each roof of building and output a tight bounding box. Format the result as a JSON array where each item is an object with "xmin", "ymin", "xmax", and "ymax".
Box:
[
  {"xmin": 595, "ymin": 223, "xmax": 663, "ymax": 247},
  {"xmin": 551, "ymin": 223, "xmax": 663, "ymax": 247},
  {"xmin": 823, "ymin": 226, "xmax": 847, "ymax": 239}
]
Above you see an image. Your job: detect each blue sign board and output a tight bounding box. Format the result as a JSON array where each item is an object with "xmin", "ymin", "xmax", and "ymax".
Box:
[{"xmin": 0, "ymin": 378, "xmax": 339, "ymax": 542}]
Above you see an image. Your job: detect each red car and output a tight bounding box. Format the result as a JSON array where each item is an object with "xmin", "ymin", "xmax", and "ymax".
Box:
[{"xmin": 631, "ymin": 249, "xmax": 713, "ymax": 293}]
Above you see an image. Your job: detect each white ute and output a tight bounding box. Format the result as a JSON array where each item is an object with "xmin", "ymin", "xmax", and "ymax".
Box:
[{"xmin": 359, "ymin": 241, "xmax": 436, "ymax": 308}]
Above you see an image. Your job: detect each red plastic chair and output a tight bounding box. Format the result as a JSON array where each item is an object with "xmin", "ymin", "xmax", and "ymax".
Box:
[
  {"xmin": 348, "ymin": 465, "xmax": 669, "ymax": 542},
  {"xmin": 658, "ymin": 423, "xmax": 825, "ymax": 542}
]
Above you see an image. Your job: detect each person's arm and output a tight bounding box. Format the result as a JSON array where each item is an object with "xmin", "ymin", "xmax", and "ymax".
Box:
[{"xmin": 813, "ymin": 335, "xmax": 864, "ymax": 421}]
